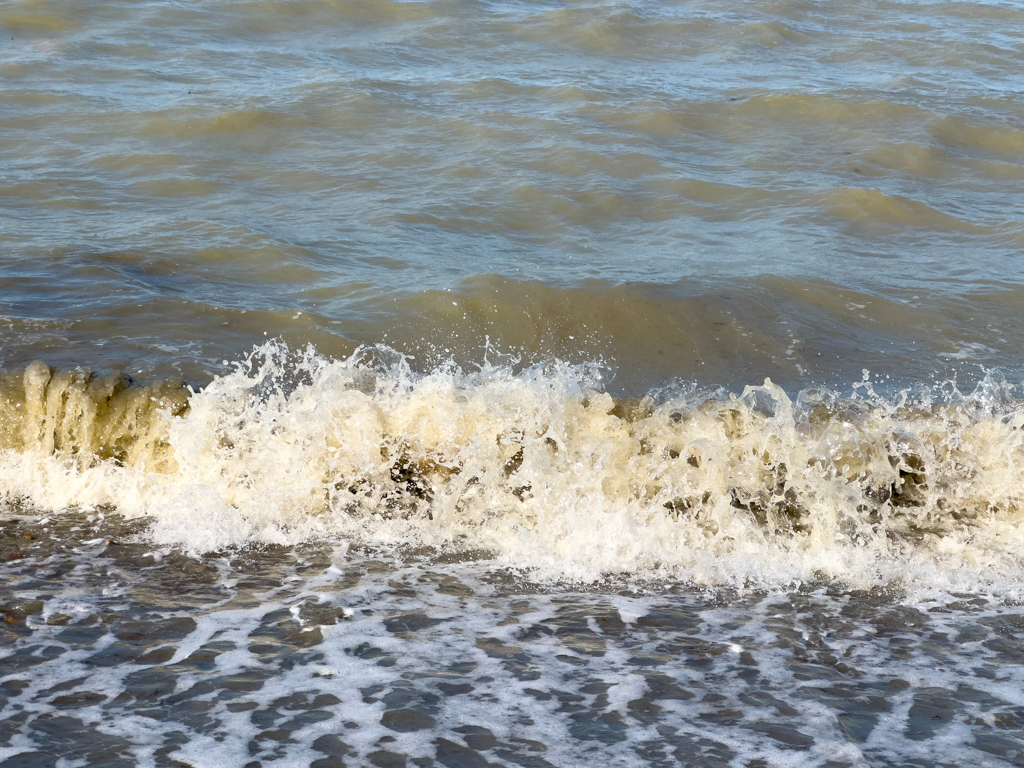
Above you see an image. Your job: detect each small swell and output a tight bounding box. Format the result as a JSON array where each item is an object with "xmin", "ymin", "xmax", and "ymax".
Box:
[
  {"xmin": 931, "ymin": 115, "xmax": 1024, "ymax": 157},
  {"xmin": 820, "ymin": 186, "xmax": 989, "ymax": 233},
  {"xmin": 138, "ymin": 108, "xmax": 308, "ymax": 139}
]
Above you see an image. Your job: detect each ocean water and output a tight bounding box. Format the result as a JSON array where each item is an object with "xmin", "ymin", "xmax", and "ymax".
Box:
[{"xmin": 3, "ymin": 0, "xmax": 1024, "ymax": 765}]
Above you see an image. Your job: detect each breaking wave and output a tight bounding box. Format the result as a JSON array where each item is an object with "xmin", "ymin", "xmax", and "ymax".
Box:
[{"xmin": 2, "ymin": 341, "xmax": 1024, "ymax": 590}]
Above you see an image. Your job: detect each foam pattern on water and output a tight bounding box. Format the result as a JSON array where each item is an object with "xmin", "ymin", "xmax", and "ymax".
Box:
[
  {"xmin": 2, "ymin": 342, "xmax": 1024, "ymax": 590},
  {"xmin": 1, "ymin": 515, "xmax": 1024, "ymax": 768}
]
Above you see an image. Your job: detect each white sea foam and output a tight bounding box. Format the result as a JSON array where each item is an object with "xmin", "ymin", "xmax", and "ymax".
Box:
[{"xmin": 2, "ymin": 341, "xmax": 1024, "ymax": 590}]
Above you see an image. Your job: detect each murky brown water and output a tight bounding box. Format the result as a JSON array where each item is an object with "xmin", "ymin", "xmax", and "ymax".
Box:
[{"xmin": 3, "ymin": 0, "xmax": 1024, "ymax": 390}]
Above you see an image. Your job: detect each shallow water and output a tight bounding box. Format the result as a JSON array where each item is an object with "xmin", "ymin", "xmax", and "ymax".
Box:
[
  {"xmin": 4, "ymin": 0, "xmax": 1024, "ymax": 764},
  {"xmin": 4, "ymin": 512, "xmax": 1024, "ymax": 768}
]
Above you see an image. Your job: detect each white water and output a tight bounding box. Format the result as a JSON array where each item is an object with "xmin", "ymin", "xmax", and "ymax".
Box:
[{"xmin": 3, "ymin": 342, "xmax": 1024, "ymax": 592}]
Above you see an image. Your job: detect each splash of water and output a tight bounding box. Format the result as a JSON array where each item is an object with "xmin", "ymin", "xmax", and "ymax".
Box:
[{"xmin": 2, "ymin": 341, "xmax": 1023, "ymax": 591}]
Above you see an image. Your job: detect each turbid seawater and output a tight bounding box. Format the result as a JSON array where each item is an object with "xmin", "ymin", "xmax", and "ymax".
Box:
[{"xmin": 3, "ymin": 0, "xmax": 1024, "ymax": 765}]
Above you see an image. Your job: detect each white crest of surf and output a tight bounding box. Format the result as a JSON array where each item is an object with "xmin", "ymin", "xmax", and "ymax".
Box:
[{"xmin": 2, "ymin": 341, "xmax": 1024, "ymax": 592}]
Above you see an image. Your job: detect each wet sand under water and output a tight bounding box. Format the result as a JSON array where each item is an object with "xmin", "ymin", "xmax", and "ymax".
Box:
[{"xmin": 3, "ymin": 513, "xmax": 1024, "ymax": 768}]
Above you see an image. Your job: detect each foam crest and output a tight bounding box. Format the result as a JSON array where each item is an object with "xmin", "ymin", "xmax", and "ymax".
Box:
[{"xmin": 2, "ymin": 342, "xmax": 1024, "ymax": 590}]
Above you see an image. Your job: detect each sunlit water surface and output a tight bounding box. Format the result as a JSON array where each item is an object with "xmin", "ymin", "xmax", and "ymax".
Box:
[{"xmin": 3, "ymin": 0, "xmax": 1024, "ymax": 765}]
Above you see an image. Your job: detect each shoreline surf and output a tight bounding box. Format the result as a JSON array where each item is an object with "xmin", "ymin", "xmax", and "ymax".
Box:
[{"xmin": 3, "ymin": 340, "xmax": 1024, "ymax": 593}]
